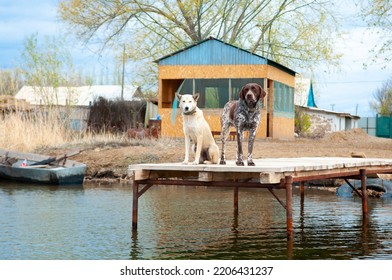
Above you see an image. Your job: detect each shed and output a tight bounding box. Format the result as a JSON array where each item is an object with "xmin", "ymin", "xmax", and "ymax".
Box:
[{"xmin": 155, "ymin": 37, "xmax": 297, "ymax": 139}]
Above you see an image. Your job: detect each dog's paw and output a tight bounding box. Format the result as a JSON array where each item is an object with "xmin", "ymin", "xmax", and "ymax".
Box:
[
  {"xmin": 247, "ymin": 161, "xmax": 255, "ymax": 166},
  {"xmin": 235, "ymin": 160, "xmax": 245, "ymax": 166},
  {"xmin": 190, "ymin": 161, "xmax": 198, "ymax": 165},
  {"xmin": 219, "ymin": 159, "xmax": 226, "ymax": 165},
  {"xmin": 182, "ymin": 160, "xmax": 189, "ymax": 165}
]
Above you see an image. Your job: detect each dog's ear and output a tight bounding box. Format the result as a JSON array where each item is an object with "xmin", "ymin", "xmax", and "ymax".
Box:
[
  {"xmin": 257, "ymin": 84, "xmax": 267, "ymax": 100},
  {"xmin": 193, "ymin": 93, "xmax": 200, "ymax": 102},
  {"xmin": 175, "ymin": 92, "xmax": 182, "ymax": 102},
  {"xmin": 239, "ymin": 86, "xmax": 246, "ymax": 100}
]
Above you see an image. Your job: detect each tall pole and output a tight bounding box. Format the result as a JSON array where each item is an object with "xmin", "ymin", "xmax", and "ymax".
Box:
[
  {"xmin": 360, "ymin": 169, "xmax": 368, "ymax": 218},
  {"xmin": 132, "ymin": 181, "xmax": 139, "ymax": 231},
  {"xmin": 121, "ymin": 45, "xmax": 125, "ymax": 101},
  {"xmin": 285, "ymin": 175, "xmax": 293, "ymax": 240}
]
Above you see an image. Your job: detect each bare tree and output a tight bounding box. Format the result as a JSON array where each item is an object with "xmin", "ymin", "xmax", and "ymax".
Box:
[
  {"xmin": 59, "ymin": 0, "xmax": 343, "ymax": 85},
  {"xmin": 359, "ymin": 0, "xmax": 392, "ymax": 67},
  {"xmin": 0, "ymin": 68, "xmax": 23, "ymax": 96}
]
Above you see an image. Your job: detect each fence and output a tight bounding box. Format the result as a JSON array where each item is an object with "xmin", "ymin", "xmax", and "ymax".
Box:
[
  {"xmin": 376, "ymin": 115, "xmax": 392, "ymax": 138},
  {"xmin": 361, "ymin": 115, "xmax": 392, "ymax": 138},
  {"xmin": 359, "ymin": 117, "xmax": 376, "ymax": 136}
]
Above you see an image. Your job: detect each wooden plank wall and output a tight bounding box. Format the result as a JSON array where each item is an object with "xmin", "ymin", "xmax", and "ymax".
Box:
[{"xmin": 158, "ymin": 65, "xmax": 295, "ymax": 86}]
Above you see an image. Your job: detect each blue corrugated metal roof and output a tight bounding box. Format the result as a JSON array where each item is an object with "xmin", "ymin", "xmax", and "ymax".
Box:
[{"xmin": 155, "ymin": 37, "xmax": 296, "ymax": 76}]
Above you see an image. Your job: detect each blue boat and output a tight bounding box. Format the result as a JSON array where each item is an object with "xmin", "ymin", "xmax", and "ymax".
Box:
[{"xmin": 0, "ymin": 149, "xmax": 86, "ymax": 185}]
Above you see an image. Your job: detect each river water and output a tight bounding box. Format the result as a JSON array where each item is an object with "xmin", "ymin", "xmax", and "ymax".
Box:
[{"xmin": 1, "ymin": 182, "xmax": 392, "ymax": 260}]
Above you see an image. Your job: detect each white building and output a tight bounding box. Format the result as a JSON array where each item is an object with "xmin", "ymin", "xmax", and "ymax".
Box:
[
  {"xmin": 15, "ymin": 85, "xmax": 150, "ymax": 131},
  {"xmin": 295, "ymin": 77, "xmax": 359, "ymax": 136},
  {"xmin": 15, "ymin": 85, "xmax": 143, "ymax": 106}
]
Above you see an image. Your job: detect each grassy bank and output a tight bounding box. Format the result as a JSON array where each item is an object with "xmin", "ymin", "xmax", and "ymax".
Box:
[
  {"xmin": 0, "ymin": 111, "xmax": 130, "ymax": 152},
  {"xmin": 0, "ymin": 112, "xmax": 67, "ymax": 151},
  {"xmin": 0, "ymin": 111, "xmax": 179, "ymax": 163}
]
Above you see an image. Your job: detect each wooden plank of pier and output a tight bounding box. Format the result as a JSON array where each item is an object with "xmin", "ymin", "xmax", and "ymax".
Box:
[
  {"xmin": 128, "ymin": 157, "xmax": 392, "ymax": 183},
  {"xmin": 128, "ymin": 157, "xmax": 392, "ymax": 240}
]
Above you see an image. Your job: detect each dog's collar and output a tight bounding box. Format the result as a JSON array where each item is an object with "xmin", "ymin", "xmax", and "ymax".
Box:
[{"xmin": 182, "ymin": 107, "xmax": 197, "ymax": 115}]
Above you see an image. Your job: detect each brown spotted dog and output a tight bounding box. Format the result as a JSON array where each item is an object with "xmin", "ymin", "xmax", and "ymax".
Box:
[{"xmin": 220, "ymin": 83, "xmax": 266, "ymax": 166}]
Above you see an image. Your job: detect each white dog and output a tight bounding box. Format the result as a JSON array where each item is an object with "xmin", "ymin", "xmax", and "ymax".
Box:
[{"xmin": 176, "ymin": 93, "xmax": 219, "ymax": 165}]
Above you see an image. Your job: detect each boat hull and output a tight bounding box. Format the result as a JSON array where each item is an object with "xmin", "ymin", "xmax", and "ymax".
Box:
[{"xmin": 0, "ymin": 150, "xmax": 86, "ymax": 185}]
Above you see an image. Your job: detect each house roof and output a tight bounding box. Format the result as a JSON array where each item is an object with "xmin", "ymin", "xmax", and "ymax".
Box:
[
  {"xmin": 298, "ymin": 105, "xmax": 360, "ymax": 119},
  {"xmin": 155, "ymin": 37, "xmax": 296, "ymax": 76},
  {"xmin": 15, "ymin": 85, "xmax": 142, "ymax": 106}
]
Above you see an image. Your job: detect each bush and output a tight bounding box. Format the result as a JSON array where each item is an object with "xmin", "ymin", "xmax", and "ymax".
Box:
[
  {"xmin": 295, "ymin": 107, "xmax": 311, "ymax": 136},
  {"xmin": 87, "ymin": 97, "xmax": 146, "ymax": 133}
]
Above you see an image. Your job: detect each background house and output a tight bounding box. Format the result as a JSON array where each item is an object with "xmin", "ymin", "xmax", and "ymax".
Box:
[
  {"xmin": 155, "ymin": 37, "xmax": 297, "ymax": 139},
  {"xmin": 295, "ymin": 77, "xmax": 359, "ymax": 136},
  {"xmin": 16, "ymin": 85, "xmax": 143, "ymax": 106},
  {"xmin": 15, "ymin": 85, "xmax": 154, "ymax": 131}
]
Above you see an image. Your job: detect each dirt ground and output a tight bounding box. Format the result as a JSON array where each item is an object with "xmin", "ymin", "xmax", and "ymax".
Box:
[{"xmin": 44, "ymin": 128, "xmax": 392, "ymax": 182}]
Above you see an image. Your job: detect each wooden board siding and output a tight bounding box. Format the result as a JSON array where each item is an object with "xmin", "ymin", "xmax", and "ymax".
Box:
[
  {"xmin": 158, "ymin": 65, "xmax": 295, "ymax": 87},
  {"xmin": 270, "ymin": 115, "xmax": 295, "ymax": 139}
]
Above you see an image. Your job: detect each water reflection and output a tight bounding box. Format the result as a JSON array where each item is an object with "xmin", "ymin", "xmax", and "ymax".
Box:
[
  {"xmin": 128, "ymin": 186, "xmax": 392, "ymax": 260},
  {"xmin": 1, "ymin": 182, "xmax": 392, "ymax": 260}
]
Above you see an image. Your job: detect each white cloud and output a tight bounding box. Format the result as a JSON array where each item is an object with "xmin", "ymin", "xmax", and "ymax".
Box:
[
  {"xmin": 313, "ymin": 27, "xmax": 392, "ymax": 117},
  {"xmin": 0, "ymin": 0, "xmax": 60, "ymax": 67}
]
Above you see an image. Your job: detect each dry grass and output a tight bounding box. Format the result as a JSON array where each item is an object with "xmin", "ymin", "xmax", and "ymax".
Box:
[
  {"xmin": 0, "ymin": 111, "xmax": 180, "ymax": 155},
  {"xmin": 0, "ymin": 111, "xmax": 123, "ymax": 152},
  {"xmin": 0, "ymin": 112, "xmax": 69, "ymax": 151}
]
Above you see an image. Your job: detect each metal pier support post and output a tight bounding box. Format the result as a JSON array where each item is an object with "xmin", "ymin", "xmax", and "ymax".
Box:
[
  {"xmin": 132, "ymin": 181, "xmax": 139, "ymax": 231},
  {"xmin": 300, "ymin": 181, "xmax": 305, "ymax": 217},
  {"xmin": 360, "ymin": 169, "xmax": 368, "ymax": 218},
  {"xmin": 234, "ymin": 186, "xmax": 239, "ymax": 217},
  {"xmin": 285, "ymin": 176, "xmax": 293, "ymax": 240},
  {"xmin": 300, "ymin": 181, "xmax": 305, "ymax": 201}
]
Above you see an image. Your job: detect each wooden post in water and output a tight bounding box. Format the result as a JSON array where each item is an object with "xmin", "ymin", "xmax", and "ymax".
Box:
[
  {"xmin": 300, "ymin": 181, "xmax": 305, "ymax": 218},
  {"xmin": 360, "ymin": 169, "xmax": 368, "ymax": 217},
  {"xmin": 234, "ymin": 186, "xmax": 239, "ymax": 217},
  {"xmin": 285, "ymin": 176, "xmax": 293, "ymax": 240},
  {"xmin": 132, "ymin": 181, "xmax": 139, "ymax": 231}
]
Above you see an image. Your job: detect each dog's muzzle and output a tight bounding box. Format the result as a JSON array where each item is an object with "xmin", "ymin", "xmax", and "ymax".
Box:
[
  {"xmin": 245, "ymin": 92, "xmax": 256, "ymax": 102},
  {"xmin": 183, "ymin": 106, "xmax": 197, "ymax": 115}
]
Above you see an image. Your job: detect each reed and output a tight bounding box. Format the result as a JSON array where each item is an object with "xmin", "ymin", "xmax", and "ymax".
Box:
[
  {"xmin": 0, "ymin": 111, "xmax": 178, "ymax": 152},
  {"xmin": 0, "ymin": 111, "xmax": 69, "ymax": 151}
]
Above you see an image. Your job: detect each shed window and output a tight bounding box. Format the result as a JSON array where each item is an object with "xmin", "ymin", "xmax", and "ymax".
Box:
[
  {"xmin": 176, "ymin": 78, "xmax": 264, "ymax": 108},
  {"xmin": 273, "ymin": 81, "xmax": 294, "ymax": 114},
  {"xmin": 231, "ymin": 79, "xmax": 264, "ymax": 100}
]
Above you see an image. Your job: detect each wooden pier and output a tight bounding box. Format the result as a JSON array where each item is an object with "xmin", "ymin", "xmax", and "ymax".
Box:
[{"xmin": 128, "ymin": 157, "xmax": 392, "ymax": 240}]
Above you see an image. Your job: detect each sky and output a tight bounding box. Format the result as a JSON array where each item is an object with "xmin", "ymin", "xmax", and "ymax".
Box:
[
  {"xmin": 1, "ymin": 0, "xmax": 391, "ymax": 117},
  {"xmin": 0, "ymin": 0, "xmax": 113, "ymax": 78}
]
